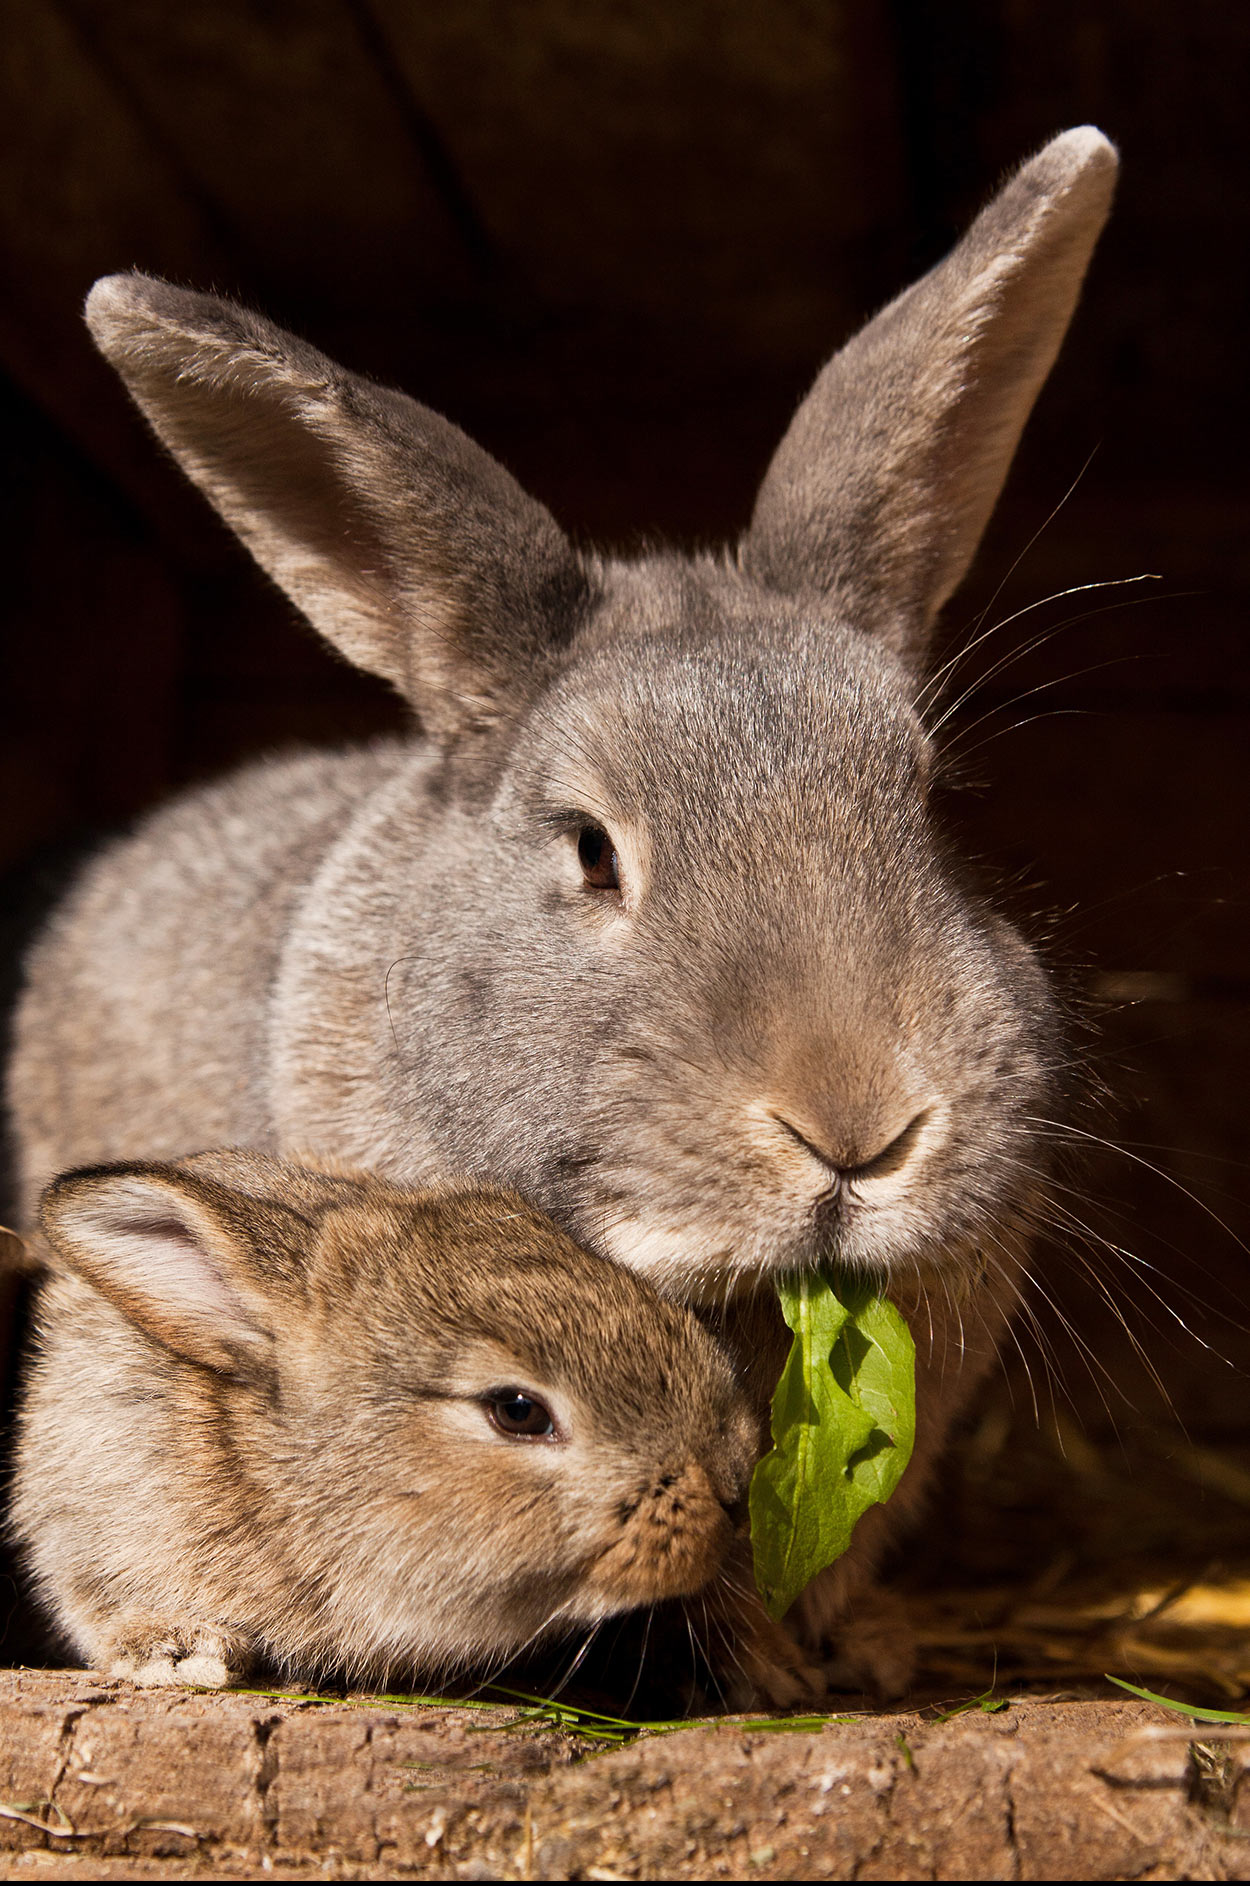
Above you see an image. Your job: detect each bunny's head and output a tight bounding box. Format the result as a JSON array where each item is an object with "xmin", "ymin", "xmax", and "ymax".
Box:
[
  {"xmin": 84, "ymin": 130, "xmax": 1116, "ymax": 1302},
  {"xmin": 32, "ymin": 1152, "xmax": 756, "ymax": 1676}
]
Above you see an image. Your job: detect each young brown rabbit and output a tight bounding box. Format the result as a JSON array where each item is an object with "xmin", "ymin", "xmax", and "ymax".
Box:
[
  {"xmin": 8, "ymin": 130, "xmax": 1118, "ymax": 1682},
  {"xmin": 11, "ymin": 1152, "xmax": 778, "ymax": 1694}
]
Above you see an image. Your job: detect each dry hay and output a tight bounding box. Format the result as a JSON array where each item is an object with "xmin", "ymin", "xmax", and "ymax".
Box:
[{"xmin": 901, "ymin": 1400, "xmax": 1250, "ymax": 1705}]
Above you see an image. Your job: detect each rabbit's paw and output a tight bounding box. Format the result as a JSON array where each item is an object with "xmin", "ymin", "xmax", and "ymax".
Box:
[
  {"xmin": 729, "ymin": 1619, "xmax": 827, "ymax": 1713},
  {"xmin": 99, "ymin": 1614, "xmax": 253, "ymax": 1689},
  {"xmin": 704, "ymin": 1589, "xmax": 826, "ymax": 1712},
  {"xmin": 814, "ymin": 1590, "xmax": 917, "ymax": 1702}
]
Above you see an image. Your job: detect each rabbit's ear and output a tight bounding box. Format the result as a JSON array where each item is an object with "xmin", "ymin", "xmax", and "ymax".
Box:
[
  {"xmin": 86, "ymin": 277, "xmax": 587, "ymax": 742},
  {"xmin": 39, "ymin": 1164, "xmax": 288, "ymax": 1373},
  {"xmin": 745, "ymin": 127, "xmax": 1118, "ymax": 654},
  {"xmin": 0, "ymin": 1224, "xmax": 35, "ymax": 1274}
]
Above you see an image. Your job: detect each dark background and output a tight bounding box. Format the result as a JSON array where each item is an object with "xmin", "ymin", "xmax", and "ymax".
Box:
[{"xmin": 1, "ymin": 1, "xmax": 1248, "ymax": 1663}]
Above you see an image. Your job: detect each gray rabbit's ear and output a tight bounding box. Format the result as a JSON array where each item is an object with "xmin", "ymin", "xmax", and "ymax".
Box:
[
  {"xmin": 85, "ymin": 277, "xmax": 587, "ymax": 741},
  {"xmin": 745, "ymin": 127, "xmax": 1118, "ymax": 654},
  {"xmin": 39, "ymin": 1164, "xmax": 286, "ymax": 1374}
]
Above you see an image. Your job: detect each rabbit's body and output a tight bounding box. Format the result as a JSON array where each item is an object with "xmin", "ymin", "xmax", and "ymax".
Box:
[
  {"xmin": 15, "ymin": 743, "xmax": 407, "ymax": 1189},
  {"xmin": 8, "ymin": 129, "xmax": 1119, "ymax": 1679},
  {"xmin": 13, "ymin": 1153, "xmax": 765, "ymax": 1691}
]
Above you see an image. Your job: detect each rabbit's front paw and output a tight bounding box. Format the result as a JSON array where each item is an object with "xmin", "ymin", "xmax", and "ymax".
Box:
[
  {"xmin": 98, "ymin": 1613, "xmax": 253, "ymax": 1689},
  {"xmin": 813, "ymin": 1588, "xmax": 917, "ymax": 1702},
  {"xmin": 728, "ymin": 1615, "xmax": 827, "ymax": 1712},
  {"xmin": 701, "ymin": 1571, "xmax": 826, "ymax": 1711}
]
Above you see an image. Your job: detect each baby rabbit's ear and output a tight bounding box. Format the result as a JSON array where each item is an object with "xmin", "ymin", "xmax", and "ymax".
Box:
[
  {"xmin": 745, "ymin": 127, "xmax": 1118, "ymax": 656},
  {"xmin": 39, "ymin": 1165, "xmax": 280, "ymax": 1374},
  {"xmin": 85, "ymin": 277, "xmax": 587, "ymax": 744},
  {"xmin": 0, "ymin": 1224, "xmax": 36, "ymax": 1275}
]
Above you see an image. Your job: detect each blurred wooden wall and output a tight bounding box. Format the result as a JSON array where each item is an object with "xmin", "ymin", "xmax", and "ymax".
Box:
[{"xmin": 1, "ymin": 1, "xmax": 1247, "ymax": 1436}]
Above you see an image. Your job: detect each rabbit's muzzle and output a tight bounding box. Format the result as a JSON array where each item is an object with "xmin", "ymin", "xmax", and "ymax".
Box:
[{"xmin": 580, "ymin": 1460, "xmax": 735, "ymax": 1609}]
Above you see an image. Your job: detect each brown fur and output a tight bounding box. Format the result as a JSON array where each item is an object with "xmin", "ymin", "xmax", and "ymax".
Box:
[{"xmin": 12, "ymin": 1153, "xmax": 771, "ymax": 1693}]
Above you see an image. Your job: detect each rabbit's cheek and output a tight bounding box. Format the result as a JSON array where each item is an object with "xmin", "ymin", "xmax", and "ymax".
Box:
[{"xmin": 596, "ymin": 1214, "xmax": 728, "ymax": 1293}]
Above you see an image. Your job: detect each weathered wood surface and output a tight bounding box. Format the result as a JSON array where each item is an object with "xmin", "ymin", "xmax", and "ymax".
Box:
[{"xmin": 0, "ymin": 1671, "xmax": 1248, "ymax": 1880}]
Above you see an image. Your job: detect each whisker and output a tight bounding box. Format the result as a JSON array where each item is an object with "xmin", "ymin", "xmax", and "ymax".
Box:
[
  {"xmin": 1026, "ymin": 1115, "xmax": 1250, "ymax": 1261},
  {"xmin": 1013, "ymin": 1260, "xmax": 1128, "ymax": 1429},
  {"xmin": 1038, "ymin": 1175, "xmax": 1249, "ymax": 1333},
  {"xmin": 922, "ymin": 574, "xmax": 1162, "ymax": 730},
  {"xmin": 683, "ymin": 1607, "xmax": 704, "ymax": 1716},
  {"xmin": 938, "ymin": 651, "xmax": 1157, "ymax": 765},
  {"xmin": 621, "ymin": 1605, "xmax": 654, "ymax": 1718},
  {"xmin": 544, "ymin": 1620, "xmax": 604, "ymax": 1702},
  {"xmin": 981, "ymin": 1250, "xmax": 1045, "ymax": 1426},
  {"xmin": 917, "ymin": 446, "xmax": 1102, "ymax": 710},
  {"xmin": 1033, "ymin": 1210, "xmax": 1187, "ymax": 1420},
  {"xmin": 927, "ymin": 580, "xmax": 1169, "ymax": 738}
]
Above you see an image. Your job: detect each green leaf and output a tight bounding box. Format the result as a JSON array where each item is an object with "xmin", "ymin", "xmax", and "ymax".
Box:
[
  {"xmin": 749, "ymin": 1272, "xmax": 915, "ymax": 1621},
  {"xmin": 1105, "ymin": 1675, "xmax": 1250, "ymax": 1724}
]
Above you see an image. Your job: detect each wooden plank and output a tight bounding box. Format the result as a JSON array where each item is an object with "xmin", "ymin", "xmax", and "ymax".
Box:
[{"xmin": 0, "ymin": 1674, "xmax": 1230, "ymax": 1879}]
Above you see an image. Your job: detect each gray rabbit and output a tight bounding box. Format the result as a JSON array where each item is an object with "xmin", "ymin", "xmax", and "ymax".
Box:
[{"xmin": 8, "ymin": 129, "xmax": 1117, "ymax": 1686}]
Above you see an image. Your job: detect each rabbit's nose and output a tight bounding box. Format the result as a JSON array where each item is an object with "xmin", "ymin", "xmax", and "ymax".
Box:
[{"xmin": 773, "ymin": 1108, "xmax": 932, "ymax": 1186}]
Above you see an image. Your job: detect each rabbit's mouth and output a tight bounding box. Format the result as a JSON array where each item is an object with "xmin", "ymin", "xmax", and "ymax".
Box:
[
  {"xmin": 591, "ymin": 1161, "xmax": 1038, "ymax": 1307},
  {"xmin": 592, "ymin": 1207, "xmax": 864, "ymax": 1303},
  {"xmin": 576, "ymin": 1461, "xmax": 736, "ymax": 1613}
]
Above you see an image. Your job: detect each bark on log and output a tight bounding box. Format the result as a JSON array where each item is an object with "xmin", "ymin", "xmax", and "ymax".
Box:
[{"xmin": 0, "ymin": 1670, "xmax": 1246, "ymax": 1879}]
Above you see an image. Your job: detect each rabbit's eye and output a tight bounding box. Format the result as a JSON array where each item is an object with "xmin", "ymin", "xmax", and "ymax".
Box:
[
  {"xmin": 577, "ymin": 823, "xmax": 620, "ymax": 892},
  {"xmin": 485, "ymin": 1389, "xmax": 556, "ymax": 1439}
]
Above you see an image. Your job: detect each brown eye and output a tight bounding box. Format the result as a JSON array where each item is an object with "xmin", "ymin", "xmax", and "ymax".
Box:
[
  {"xmin": 486, "ymin": 1390, "xmax": 556, "ymax": 1439},
  {"xmin": 577, "ymin": 823, "xmax": 620, "ymax": 891}
]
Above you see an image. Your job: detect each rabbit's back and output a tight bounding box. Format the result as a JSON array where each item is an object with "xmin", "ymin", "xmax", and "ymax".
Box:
[{"xmin": 8, "ymin": 741, "xmax": 406, "ymax": 1220}]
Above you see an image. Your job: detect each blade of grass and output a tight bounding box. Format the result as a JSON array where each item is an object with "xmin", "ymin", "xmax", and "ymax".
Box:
[
  {"xmin": 1106, "ymin": 1675, "xmax": 1250, "ymax": 1724},
  {"xmin": 219, "ymin": 1685, "xmax": 505, "ymax": 1713},
  {"xmin": 483, "ymin": 1685, "xmax": 700, "ymax": 1740},
  {"xmin": 930, "ymin": 1689, "xmax": 1011, "ymax": 1723}
]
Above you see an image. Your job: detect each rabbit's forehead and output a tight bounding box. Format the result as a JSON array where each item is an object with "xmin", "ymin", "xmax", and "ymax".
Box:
[
  {"xmin": 531, "ymin": 629, "xmax": 924, "ymax": 845},
  {"xmin": 413, "ymin": 1294, "xmax": 738, "ymax": 1433},
  {"xmin": 344, "ymin": 1212, "xmax": 736, "ymax": 1406}
]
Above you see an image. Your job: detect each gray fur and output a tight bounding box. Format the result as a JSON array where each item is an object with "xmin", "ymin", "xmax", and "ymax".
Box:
[
  {"xmin": 8, "ymin": 129, "xmax": 1117, "ymax": 1669},
  {"xmin": 749, "ymin": 125, "xmax": 1117, "ymax": 652}
]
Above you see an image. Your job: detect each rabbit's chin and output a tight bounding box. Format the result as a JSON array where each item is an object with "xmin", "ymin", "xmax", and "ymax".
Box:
[{"xmin": 594, "ymin": 1204, "xmax": 1010, "ymax": 1308}]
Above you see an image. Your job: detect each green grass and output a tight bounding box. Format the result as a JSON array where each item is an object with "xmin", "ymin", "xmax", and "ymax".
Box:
[
  {"xmin": 1106, "ymin": 1674, "xmax": 1250, "ymax": 1725},
  {"xmin": 220, "ymin": 1678, "xmax": 862, "ymax": 1743}
]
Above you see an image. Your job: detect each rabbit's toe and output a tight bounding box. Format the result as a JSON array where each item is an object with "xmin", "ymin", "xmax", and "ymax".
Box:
[
  {"xmin": 98, "ymin": 1614, "xmax": 251, "ymax": 1690},
  {"xmin": 717, "ymin": 1603, "xmax": 828, "ymax": 1711},
  {"xmin": 818, "ymin": 1594, "xmax": 917, "ymax": 1702},
  {"xmin": 174, "ymin": 1650, "xmax": 236, "ymax": 1689},
  {"xmin": 731, "ymin": 1640, "xmax": 826, "ymax": 1712},
  {"xmin": 120, "ymin": 1652, "xmax": 180, "ymax": 1687}
]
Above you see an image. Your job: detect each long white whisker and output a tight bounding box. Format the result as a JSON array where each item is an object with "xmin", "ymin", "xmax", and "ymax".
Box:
[
  {"xmin": 939, "ymin": 650, "xmax": 1156, "ymax": 763},
  {"xmin": 1026, "ymin": 1115, "xmax": 1250, "ymax": 1260},
  {"xmin": 927, "ymin": 579, "xmax": 1166, "ymax": 735},
  {"xmin": 917, "ymin": 447, "xmax": 1103, "ymax": 710}
]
